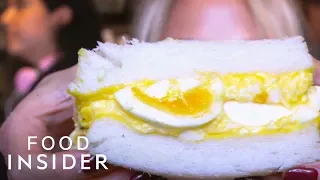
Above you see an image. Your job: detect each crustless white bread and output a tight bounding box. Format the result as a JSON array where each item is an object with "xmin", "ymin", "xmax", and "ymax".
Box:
[{"xmin": 69, "ymin": 36, "xmax": 320, "ymax": 179}]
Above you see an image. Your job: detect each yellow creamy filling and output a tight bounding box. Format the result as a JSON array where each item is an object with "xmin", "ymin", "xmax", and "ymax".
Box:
[{"xmin": 69, "ymin": 69, "xmax": 320, "ymax": 139}]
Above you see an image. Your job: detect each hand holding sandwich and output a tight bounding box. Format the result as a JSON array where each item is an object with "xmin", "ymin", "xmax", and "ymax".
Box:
[{"xmin": 0, "ymin": 66, "xmax": 140, "ymax": 180}]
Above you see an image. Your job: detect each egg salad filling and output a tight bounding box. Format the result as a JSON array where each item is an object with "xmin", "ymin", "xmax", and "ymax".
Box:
[{"xmin": 69, "ymin": 68, "xmax": 320, "ymax": 141}]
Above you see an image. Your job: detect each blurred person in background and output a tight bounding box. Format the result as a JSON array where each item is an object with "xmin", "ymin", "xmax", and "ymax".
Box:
[
  {"xmin": 1, "ymin": 0, "xmax": 320, "ymax": 180},
  {"xmin": 133, "ymin": 0, "xmax": 303, "ymax": 41},
  {"xmin": 303, "ymin": 0, "xmax": 320, "ymax": 59},
  {"xmin": 0, "ymin": 0, "xmax": 102, "ymax": 119},
  {"xmin": 132, "ymin": 0, "xmax": 320, "ymax": 81},
  {"xmin": 0, "ymin": 0, "xmax": 101, "ymax": 179}
]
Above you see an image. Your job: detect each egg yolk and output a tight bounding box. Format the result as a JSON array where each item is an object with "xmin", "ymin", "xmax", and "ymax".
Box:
[
  {"xmin": 132, "ymin": 85, "xmax": 213, "ymax": 116},
  {"xmin": 253, "ymin": 91, "xmax": 269, "ymax": 104}
]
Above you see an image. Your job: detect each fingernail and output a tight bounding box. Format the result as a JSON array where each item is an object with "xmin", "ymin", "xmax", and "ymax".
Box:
[
  {"xmin": 283, "ymin": 168, "xmax": 318, "ymax": 180},
  {"xmin": 82, "ymin": 155, "xmax": 110, "ymax": 174},
  {"xmin": 130, "ymin": 172, "xmax": 167, "ymax": 180}
]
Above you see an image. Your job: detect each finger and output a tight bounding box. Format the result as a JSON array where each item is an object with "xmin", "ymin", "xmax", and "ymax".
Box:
[
  {"xmin": 0, "ymin": 112, "xmax": 46, "ymax": 154},
  {"xmin": 45, "ymin": 116, "xmax": 74, "ymax": 144},
  {"xmin": 282, "ymin": 164, "xmax": 319, "ymax": 180},
  {"xmin": 14, "ymin": 76, "xmax": 74, "ymax": 120},
  {"xmin": 35, "ymin": 66, "xmax": 77, "ymax": 88},
  {"xmin": 42, "ymin": 100, "xmax": 74, "ymax": 126}
]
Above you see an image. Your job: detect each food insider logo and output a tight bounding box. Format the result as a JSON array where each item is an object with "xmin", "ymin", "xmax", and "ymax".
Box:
[{"xmin": 7, "ymin": 136, "xmax": 108, "ymax": 170}]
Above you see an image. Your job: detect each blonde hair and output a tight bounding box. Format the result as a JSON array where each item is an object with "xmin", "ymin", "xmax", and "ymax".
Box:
[{"xmin": 132, "ymin": 0, "xmax": 304, "ymax": 42}]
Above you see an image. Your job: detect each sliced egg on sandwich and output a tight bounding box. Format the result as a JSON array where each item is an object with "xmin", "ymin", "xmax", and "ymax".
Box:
[
  {"xmin": 114, "ymin": 78, "xmax": 223, "ymax": 128},
  {"xmin": 69, "ymin": 37, "xmax": 320, "ymax": 142},
  {"xmin": 70, "ymin": 67, "xmax": 320, "ymax": 141}
]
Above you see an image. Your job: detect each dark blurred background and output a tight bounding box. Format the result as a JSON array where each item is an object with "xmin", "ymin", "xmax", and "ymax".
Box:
[{"xmin": 0, "ymin": 0, "xmax": 136, "ymax": 123}]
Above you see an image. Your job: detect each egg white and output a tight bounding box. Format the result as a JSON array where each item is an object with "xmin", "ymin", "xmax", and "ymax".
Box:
[
  {"xmin": 114, "ymin": 78, "xmax": 320, "ymax": 129},
  {"xmin": 114, "ymin": 78, "xmax": 223, "ymax": 128}
]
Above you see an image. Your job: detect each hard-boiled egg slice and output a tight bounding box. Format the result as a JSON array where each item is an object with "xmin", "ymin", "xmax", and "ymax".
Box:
[
  {"xmin": 224, "ymin": 86, "xmax": 320, "ymax": 126},
  {"xmin": 224, "ymin": 101, "xmax": 292, "ymax": 126},
  {"xmin": 307, "ymin": 86, "xmax": 320, "ymax": 110},
  {"xmin": 143, "ymin": 78, "xmax": 201, "ymax": 99},
  {"xmin": 114, "ymin": 78, "xmax": 223, "ymax": 128},
  {"xmin": 291, "ymin": 86, "xmax": 320, "ymax": 122},
  {"xmin": 291, "ymin": 106, "xmax": 318, "ymax": 123}
]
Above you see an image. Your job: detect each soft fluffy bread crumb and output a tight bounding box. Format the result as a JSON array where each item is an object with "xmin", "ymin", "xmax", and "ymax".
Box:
[
  {"xmin": 69, "ymin": 36, "xmax": 318, "ymax": 179},
  {"xmin": 87, "ymin": 119, "xmax": 320, "ymax": 180},
  {"xmin": 69, "ymin": 36, "xmax": 313, "ymax": 94}
]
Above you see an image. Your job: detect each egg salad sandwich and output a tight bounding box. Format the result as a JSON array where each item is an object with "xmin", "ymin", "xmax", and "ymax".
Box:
[{"xmin": 68, "ymin": 36, "xmax": 320, "ymax": 179}]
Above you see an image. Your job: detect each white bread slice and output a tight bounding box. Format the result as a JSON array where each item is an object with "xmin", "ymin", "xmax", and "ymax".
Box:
[
  {"xmin": 69, "ymin": 36, "xmax": 319, "ymax": 179},
  {"xmin": 88, "ymin": 119, "xmax": 320, "ymax": 180},
  {"xmin": 69, "ymin": 36, "xmax": 313, "ymax": 94}
]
